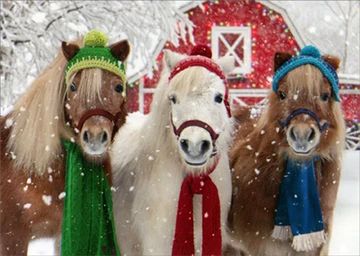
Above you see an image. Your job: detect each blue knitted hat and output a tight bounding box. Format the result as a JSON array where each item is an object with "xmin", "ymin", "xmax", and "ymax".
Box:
[{"xmin": 272, "ymin": 45, "xmax": 340, "ymax": 101}]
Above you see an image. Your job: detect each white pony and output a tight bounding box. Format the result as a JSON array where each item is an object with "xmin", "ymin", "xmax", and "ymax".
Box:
[{"xmin": 111, "ymin": 47, "xmax": 235, "ymax": 255}]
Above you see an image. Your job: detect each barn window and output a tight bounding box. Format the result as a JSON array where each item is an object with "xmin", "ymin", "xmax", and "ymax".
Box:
[{"xmin": 211, "ymin": 26, "xmax": 252, "ymax": 75}]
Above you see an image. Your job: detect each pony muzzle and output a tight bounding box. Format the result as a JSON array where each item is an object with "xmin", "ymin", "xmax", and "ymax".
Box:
[
  {"xmin": 279, "ymin": 108, "xmax": 327, "ymax": 156},
  {"xmin": 178, "ymin": 128, "xmax": 214, "ymax": 167},
  {"xmin": 171, "ymin": 118, "xmax": 219, "ymax": 167},
  {"xmin": 286, "ymin": 123, "xmax": 320, "ymax": 155},
  {"xmin": 75, "ymin": 107, "xmax": 124, "ymax": 158},
  {"xmin": 79, "ymin": 116, "xmax": 113, "ymax": 158}
]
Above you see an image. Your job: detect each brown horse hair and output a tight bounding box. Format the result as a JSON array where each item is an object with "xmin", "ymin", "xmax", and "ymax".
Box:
[
  {"xmin": 228, "ymin": 62, "xmax": 345, "ymax": 255},
  {"xmin": 256, "ymin": 65, "xmax": 345, "ymax": 160},
  {"xmin": 232, "ymin": 65, "xmax": 345, "ymax": 189},
  {"xmin": 1, "ymin": 35, "xmax": 130, "ymax": 256},
  {"xmin": 5, "ymin": 40, "xmax": 109, "ymax": 175}
]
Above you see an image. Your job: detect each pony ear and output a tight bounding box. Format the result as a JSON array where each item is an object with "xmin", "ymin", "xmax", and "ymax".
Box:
[
  {"xmin": 322, "ymin": 54, "xmax": 340, "ymax": 71},
  {"xmin": 163, "ymin": 49, "xmax": 186, "ymax": 70},
  {"xmin": 62, "ymin": 41, "xmax": 80, "ymax": 61},
  {"xmin": 215, "ymin": 56, "xmax": 235, "ymax": 75},
  {"xmin": 274, "ymin": 52, "xmax": 292, "ymax": 72},
  {"xmin": 110, "ymin": 40, "xmax": 131, "ymax": 62}
]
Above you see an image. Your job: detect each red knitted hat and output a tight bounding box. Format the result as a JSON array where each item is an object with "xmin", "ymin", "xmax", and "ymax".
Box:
[{"xmin": 168, "ymin": 45, "xmax": 231, "ymax": 117}]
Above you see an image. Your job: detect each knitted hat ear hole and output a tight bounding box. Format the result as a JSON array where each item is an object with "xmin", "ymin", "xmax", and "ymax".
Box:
[
  {"xmin": 110, "ymin": 40, "xmax": 130, "ymax": 62},
  {"xmin": 274, "ymin": 52, "xmax": 292, "ymax": 72},
  {"xmin": 62, "ymin": 41, "xmax": 80, "ymax": 61},
  {"xmin": 322, "ymin": 55, "xmax": 341, "ymax": 71},
  {"xmin": 164, "ymin": 49, "xmax": 186, "ymax": 70}
]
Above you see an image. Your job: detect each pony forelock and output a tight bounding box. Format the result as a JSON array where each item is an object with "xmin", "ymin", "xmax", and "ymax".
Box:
[{"xmin": 66, "ymin": 68, "xmax": 104, "ymax": 103}]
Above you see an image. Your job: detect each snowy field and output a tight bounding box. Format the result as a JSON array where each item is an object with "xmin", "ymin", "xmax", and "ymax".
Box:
[
  {"xmin": 329, "ymin": 150, "xmax": 360, "ymax": 255},
  {"xmin": 28, "ymin": 151, "xmax": 360, "ymax": 256}
]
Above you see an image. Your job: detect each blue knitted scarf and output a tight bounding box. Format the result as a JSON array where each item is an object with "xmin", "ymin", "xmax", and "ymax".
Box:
[{"xmin": 272, "ymin": 158, "xmax": 326, "ymax": 252}]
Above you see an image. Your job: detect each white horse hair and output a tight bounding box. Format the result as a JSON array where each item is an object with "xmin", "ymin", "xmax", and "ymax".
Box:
[{"xmin": 111, "ymin": 50, "xmax": 235, "ymax": 255}]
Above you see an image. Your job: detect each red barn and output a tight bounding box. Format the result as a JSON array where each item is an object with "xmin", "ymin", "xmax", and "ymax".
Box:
[{"xmin": 126, "ymin": 0, "xmax": 360, "ymax": 149}]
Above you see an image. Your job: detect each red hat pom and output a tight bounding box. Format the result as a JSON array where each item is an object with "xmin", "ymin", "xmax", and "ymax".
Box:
[{"xmin": 190, "ymin": 44, "xmax": 212, "ymax": 59}]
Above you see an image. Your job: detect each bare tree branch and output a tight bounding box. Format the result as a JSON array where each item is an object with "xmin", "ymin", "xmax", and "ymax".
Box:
[
  {"xmin": 325, "ymin": 2, "xmax": 344, "ymax": 23},
  {"xmin": 45, "ymin": 5, "xmax": 84, "ymax": 31},
  {"xmin": 335, "ymin": 1, "xmax": 347, "ymax": 19},
  {"xmin": 349, "ymin": 2, "xmax": 359, "ymax": 20}
]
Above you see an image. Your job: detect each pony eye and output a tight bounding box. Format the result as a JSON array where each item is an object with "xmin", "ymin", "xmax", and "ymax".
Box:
[
  {"xmin": 214, "ymin": 93, "xmax": 223, "ymax": 103},
  {"xmin": 70, "ymin": 82, "xmax": 77, "ymax": 92},
  {"xmin": 320, "ymin": 92, "xmax": 330, "ymax": 101},
  {"xmin": 278, "ymin": 90, "xmax": 286, "ymax": 100},
  {"xmin": 168, "ymin": 94, "xmax": 177, "ymax": 104},
  {"xmin": 115, "ymin": 84, "xmax": 123, "ymax": 93}
]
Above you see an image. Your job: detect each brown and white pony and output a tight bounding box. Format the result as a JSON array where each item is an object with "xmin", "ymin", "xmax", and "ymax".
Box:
[
  {"xmin": 0, "ymin": 38, "xmax": 130, "ymax": 255},
  {"xmin": 227, "ymin": 52, "xmax": 345, "ymax": 255}
]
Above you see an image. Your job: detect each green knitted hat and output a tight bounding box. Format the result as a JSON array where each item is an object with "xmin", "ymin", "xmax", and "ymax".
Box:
[{"xmin": 65, "ymin": 30, "xmax": 127, "ymax": 86}]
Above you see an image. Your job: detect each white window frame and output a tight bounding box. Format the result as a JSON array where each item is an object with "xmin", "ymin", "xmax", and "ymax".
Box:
[
  {"xmin": 211, "ymin": 26, "xmax": 252, "ymax": 74},
  {"xmin": 138, "ymin": 80, "xmax": 156, "ymax": 113}
]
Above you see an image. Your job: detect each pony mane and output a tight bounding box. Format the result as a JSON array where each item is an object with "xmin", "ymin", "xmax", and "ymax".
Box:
[
  {"xmin": 141, "ymin": 64, "xmax": 177, "ymax": 163},
  {"xmin": 6, "ymin": 39, "xmax": 106, "ymax": 175}
]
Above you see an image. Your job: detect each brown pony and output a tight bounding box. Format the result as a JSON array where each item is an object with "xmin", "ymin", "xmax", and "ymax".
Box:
[
  {"xmin": 0, "ymin": 38, "xmax": 130, "ymax": 255},
  {"xmin": 227, "ymin": 52, "xmax": 345, "ymax": 255}
]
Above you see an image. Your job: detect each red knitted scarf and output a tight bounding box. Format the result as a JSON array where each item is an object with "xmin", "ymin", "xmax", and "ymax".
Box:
[{"xmin": 172, "ymin": 158, "xmax": 221, "ymax": 256}]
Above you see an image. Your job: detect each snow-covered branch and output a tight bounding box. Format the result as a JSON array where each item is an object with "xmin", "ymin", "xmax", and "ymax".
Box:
[{"xmin": 0, "ymin": 0, "xmax": 194, "ymax": 113}]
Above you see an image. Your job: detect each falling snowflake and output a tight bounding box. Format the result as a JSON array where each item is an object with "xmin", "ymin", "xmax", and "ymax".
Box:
[
  {"xmin": 42, "ymin": 195, "xmax": 52, "ymax": 206},
  {"xmin": 58, "ymin": 192, "xmax": 66, "ymax": 199},
  {"xmin": 23, "ymin": 203, "xmax": 32, "ymax": 209}
]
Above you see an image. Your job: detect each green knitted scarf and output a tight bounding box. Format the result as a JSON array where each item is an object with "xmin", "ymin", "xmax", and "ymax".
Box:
[{"xmin": 61, "ymin": 140, "xmax": 120, "ymax": 256}]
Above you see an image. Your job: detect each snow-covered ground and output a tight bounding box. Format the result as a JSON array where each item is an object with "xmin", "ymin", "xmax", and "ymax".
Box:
[
  {"xmin": 329, "ymin": 150, "xmax": 360, "ymax": 255},
  {"xmin": 28, "ymin": 151, "xmax": 360, "ymax": 256}
]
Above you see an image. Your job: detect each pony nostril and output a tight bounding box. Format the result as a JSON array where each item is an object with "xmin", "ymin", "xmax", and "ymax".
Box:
[
  {"xmin": 289, "ymin": 127, "xmax": 296, "ymax": 141},
  {"xmin": 200, "ymin": 140, "xmax": 210, "ymax": 154},
  {"xmin": 180, "ymin": 139, "xmax": 189, "ymax": 153},
  {"xmin": 83, "ymin": 131, "xmax": 89, "ymax": 143},
  {"xmin": 101, "ymin": 131, "xmax": 108, "ymax": 144},
  {"xmin": 308, "ymin": 128, "xmax": 315, "ymax": 141}
]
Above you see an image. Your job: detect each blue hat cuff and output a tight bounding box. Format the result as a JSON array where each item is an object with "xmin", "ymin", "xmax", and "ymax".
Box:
[{"xmin": 272, "ymin": 47, "xmax": 340, "ymax": 102}]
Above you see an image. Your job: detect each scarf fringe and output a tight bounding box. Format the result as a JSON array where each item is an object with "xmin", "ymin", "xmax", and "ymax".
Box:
[
  {"xmin": 292, "ymin": 230, "xmax": 326, "ymax": 252},
  {"xmin": 271, "ymin": 225, "xmax": 293, "ymax": 241}
]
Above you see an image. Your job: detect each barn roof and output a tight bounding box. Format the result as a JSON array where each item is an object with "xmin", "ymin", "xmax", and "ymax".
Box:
[
  {"xmin": 128, "ymin": 0, "xmax": 359, "ymax": 85},
  {"xmin": 258, "ymin": 1, "xmax": 305, "ymax": 47}
]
